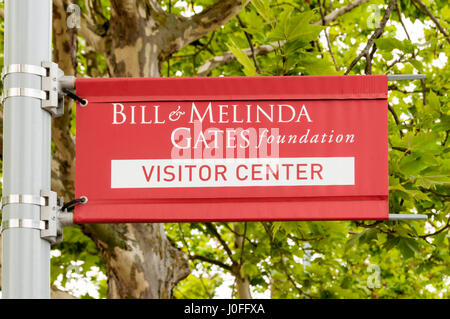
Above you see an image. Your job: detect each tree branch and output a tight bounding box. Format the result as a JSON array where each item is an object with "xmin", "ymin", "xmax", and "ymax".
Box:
[
  {"xmin": 395, "ymin": 3, "xmax": 411, "ymax": 42},
  {"xmin": 51, "ymin": 286, "xmax": 78, "ymax": 299},
  {"xmin": 79, "ymin": 14, "xmax": 107, "ymax": 53},
  {"xmin": 190, "ymin": 254, "xmax": 233, "ymax": 272},
  {"xmin": 443, "ymin": 130, "xmax": 449, "ymax": 147},
  {"xmin": 204, "ymin": 223, "xmax": 235, "ymax": 262},
  {"xmin": 236, "ymin": 15, "xmax": 261, "ymax": 73},
  {"xmin": 390, "ymin": 146, "xmax": 410, "ymax": 154},
  {"xmin": 345, "ymin": 0, "xmax": 397, "ymax": 75},
  {"xmin": 318, "ymin": 0, "xmax": 339, "ymax": 71},
  {"xmin": 419, "ymin": 187, "xmax": 450, "ymax": 199},
  {"xmin": 365, "ymin": 43, "xmax": 377, "ymax": 74},
  {"xmin": 261, "ymin": 223, "xmax": 312, "ymax": 298},
  {"xmin": 278, "ymin": 254, "xmax": 311, "ymax": 298},
  {"xmin": 161, "ymin": 0, "xmax": 249, "ymax": 59},
  {"xmin": 188, "ymin": 0, "xmax": 249, "ymax": 38},
  {"xmin": 388, "ymin": 84, "xmax": 422, "ymax": 94},
  {"xmin": 85, "ymin": 0, "xmax": 108, "ymax": 26},
  {"xmin": 418, "ymin": 218, "xmax": 450, "ymax": 239},
  {"xmin": 196, "ymin": 0, "xmax": 371, "ymax": 76},
  {"xmin": 146, "ymin": 0, "xmax": 166, "ymax": 14},
  {"xmin": 388, "ymin": 103, "xmax": 405, "ymax": 138},
  {"xmin": 411, "ymin": 0, "xmax": 450, "ymax": 44},
  {"xmin": 237, "ymin": 222, "xmax": 248, "ymax": 266},
  {"xmin": 110, "ymin": 0, "xmax": 138, "ymax": 17},
  {"xmin": 355, "ymin": 220, "xmax": 383, "ymax": 228},
  {"xmin": 220, "ymin": 222, "xmax": 257, "ymax": 247},
  {"xmin": 388, "ymin": 104, "xmax": 402, "ymax": 126},
  {"xmin": 420, "ymin": 79, "xmax": 427, "ymax": 105},
  {"xmin": 196, "ymin": 44, "xmax": 273, "ymax": 76},
  {"xmin": 316, "ymin": 0, "xmax": 370, "ymax": 26}
]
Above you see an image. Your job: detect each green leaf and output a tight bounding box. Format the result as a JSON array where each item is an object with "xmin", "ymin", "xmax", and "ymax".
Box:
[
  {"xmin": 375, "ymin": 38, "xmax": 402, "ymax": 51},
  {"xmin": 409, "ymin": 59, "xmax": 424, "ymax": 73},
  {"xmin": 433, "ymin": 232, "xmax": 447, "ymax": 246},
  {"xmin": 397, "ymin": 238, "xmax": 420, "ymax": 259},
  {"xmin": 242, "ymin": 263, "xmax": 259, "ymax": 277},
  {"xmin": 399, "ymin": 155, "xmax": 429, "ymax": 175},
  {"xmin": 405, "ymin": 189, "xmax": 431, "ymax": 202},
  {"xmin": 359, "ymin": 228, "xmax": 378, "ymax": 245},
  {"xmin": 404, "ymin": 131, "xmax": 440, "ymax": 152},
  {"xmin": 272, "ymin": 222, "xmax": 282, "ymax": 237},
  {"xmin": 427, "ymin": 91, "xmax": 441, "ymax": 113},
  {"xmin": 345, "ymin": 232, "xmax": 362, "ymax": 252},
  {"xmin": 389, "ymin": 177, "xmax": 407, "ymax": 192},
  {"xmin": 375, "ymin": 38, "xmax": 414, "ymax": 54},
  {"xmin": 250, "ymin": 0, "xmax": 273, "ymax": 23},
  {"xmin": 298, "ymin": 53, "xmax": 339, "ymax": 75},
  {"xmin": 240, "ymin": 10, "xmax": 265, "ymax": 35},
  {"xmin": 383, "ymin": 235, "xmax": 400, "ymax": 251},
  {"xmin": 268, "ymin": 10, "xmax": 323, "ymax": 42},
  {"xmin": 416, "ymin": 174, "xmax": 450, "ymax": 189},
  {"xmin": 226, "ymin": 40, "xmax": 258, "ymax": 76}
]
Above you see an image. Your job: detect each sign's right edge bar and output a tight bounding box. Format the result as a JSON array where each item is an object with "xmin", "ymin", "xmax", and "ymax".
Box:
[
  {"xmin": 388, "ymin": 214, "xmax": 428, "ymax": 220},
  {"xmin": 387, "ymin": 74, "xmax": 426, "ymax": 81},
  {"xmin": 387, "ymin": 73, "xmax": 426, "ymax": 221}
]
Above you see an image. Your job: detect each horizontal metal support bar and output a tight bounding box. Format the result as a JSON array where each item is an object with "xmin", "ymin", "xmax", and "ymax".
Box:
[
  {"xmin": 387, "ymin": 74, "xmax": 426, "ymax": 81},
  {"xmin": 59, "ymin": 75, "xmax": 75, "ymax": 90},
  {"xmin": 1, "ymin": 219, "xmax": 46, "ymax": 233},
  {"xmin": 54, "ymin": 74, "xmax": 426, "ymax": 89},
  {"xmin": 389, "ymin": 214, "xmax": 428, "ymax": 220},
  {"xmin": 59, "ymin": 212, "xmax": 74, "ymax": 227}
]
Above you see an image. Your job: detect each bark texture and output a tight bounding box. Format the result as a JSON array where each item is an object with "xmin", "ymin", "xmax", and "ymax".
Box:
[
  {"xmin": 0, "ymin": 0, "xmax": 377, "ymax": 299},
  {"xmin": 50, "ymin": 0, "xmax": 247, "ymax": 298},
  {"xmin": 233, "ymin": 223, "xmax": 252, "ymax": 299}
]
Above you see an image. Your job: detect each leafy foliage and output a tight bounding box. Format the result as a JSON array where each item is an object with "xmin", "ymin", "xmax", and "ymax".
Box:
[
  {"xmin": 0, "ymin": 0, "xmax": 448, "ymax": 298},
  {"xmin": 163, "ymin": 0, "xmax": 449, "ymax": 299}
]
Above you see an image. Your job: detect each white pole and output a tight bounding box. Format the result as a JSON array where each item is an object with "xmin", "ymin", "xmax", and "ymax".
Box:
[{"xmin": 2, "ymin": 0, "xmax": 52, "ymax": 298}]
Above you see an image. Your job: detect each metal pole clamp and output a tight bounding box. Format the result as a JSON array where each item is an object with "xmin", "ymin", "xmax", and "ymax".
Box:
[
  {"xmin": 1, "ymin": 61, "xmax": 65, "ymax": 117},
  {"xmin": 0, "ymin": 190, "xmax": 71, "ymax": 245}
]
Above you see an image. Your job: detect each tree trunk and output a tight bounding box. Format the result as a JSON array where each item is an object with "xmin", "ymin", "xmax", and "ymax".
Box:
[
  {"xmin": 0, "ymin": 0, "xmax": 247, "ymax": 299},
  {"xmin": 236, "ymin": 276, "xmax": 252, "ymax": 299},
  {"xmin": 51, "ymin": 0, "xmax": 193, "ymax": 298},
  {"xmin": 50, "ymin": 0, "xmax": 246, "ymax": 298},
  {"xmin": 0, "ymin": 234, "xmax": 2, "ymax": 292},
  {"xmin": 84, "ymin": 224, "xmax": 189, "ymax": 298},
  {"xmin": 234, "ymin": 223, "xmax": 252, "ymax": 299}
]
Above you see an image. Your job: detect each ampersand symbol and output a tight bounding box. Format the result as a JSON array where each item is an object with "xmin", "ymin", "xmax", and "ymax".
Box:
[{"xmin": 169, "ymin": 105, "xmax": 185, "ymax": 122}]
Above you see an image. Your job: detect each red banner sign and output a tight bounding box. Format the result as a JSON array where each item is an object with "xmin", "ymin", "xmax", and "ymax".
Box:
[{"xmin": 74, "ymin": 75, "xmax": 388, "ymax": 223}]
